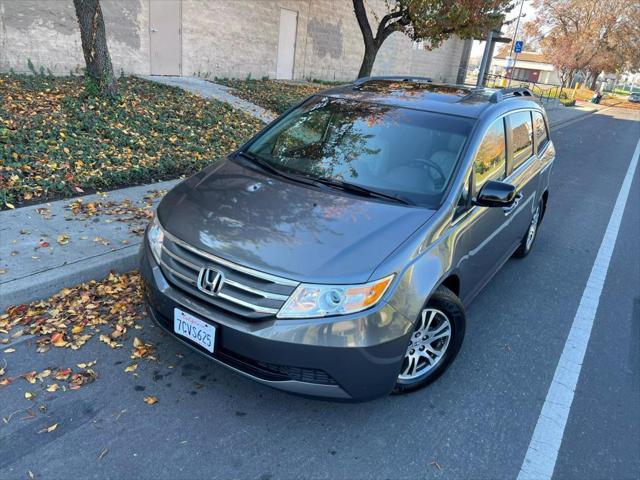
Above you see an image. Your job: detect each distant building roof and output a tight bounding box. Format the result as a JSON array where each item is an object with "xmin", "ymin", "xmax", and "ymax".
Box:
[{"xmin": 494, "ymin": 51, "xmax": 551, "ymax": 65}]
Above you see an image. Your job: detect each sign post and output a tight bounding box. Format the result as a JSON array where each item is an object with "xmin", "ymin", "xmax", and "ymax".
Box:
[{"xmin": 508, "ymin": 40, "xmax": 524, "ymax": 88}]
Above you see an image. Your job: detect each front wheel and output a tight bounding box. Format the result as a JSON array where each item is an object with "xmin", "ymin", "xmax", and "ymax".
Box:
[{"xmin": 393, "ymin": 286, "xmax": 465, "ymax": 394}]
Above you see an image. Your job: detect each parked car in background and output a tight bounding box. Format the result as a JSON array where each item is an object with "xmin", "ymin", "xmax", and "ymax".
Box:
[
  {"xmin": 628, "ymin": 92, "xmax": 640, "ymax": 103},
  {"xmin": 141, "ymin": 78, "xmax": 555, "ymax": 401}
]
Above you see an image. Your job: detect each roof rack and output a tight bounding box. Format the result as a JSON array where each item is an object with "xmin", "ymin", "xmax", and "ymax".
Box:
[
  {"xmin": 353, "ymin": 75, "xmax": 433, "ymax": 85},
  {"xmin": 489, "ymin": 87, "xmax": 534, "ymax": 103}
]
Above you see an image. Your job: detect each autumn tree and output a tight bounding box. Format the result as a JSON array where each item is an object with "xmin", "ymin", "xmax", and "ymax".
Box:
[
  {"xmin": 352, "ymin": 0, "xmax": 514, "ymax": 79},
  {"xmin": 531, "ymin": 0, "xmax": 640, "ymax": 89},
  {"xmin": 73, "ymin": 0, "xmax": 117, "ymax": 96}
]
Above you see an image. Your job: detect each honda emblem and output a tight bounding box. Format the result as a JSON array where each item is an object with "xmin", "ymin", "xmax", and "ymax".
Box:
[{"xmin": 197, "ymin": 267, "xmax": 225, "ymax": 296}]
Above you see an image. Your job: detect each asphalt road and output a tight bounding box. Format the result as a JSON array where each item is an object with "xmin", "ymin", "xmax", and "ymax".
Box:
[{"xmin": 1, "ymin": 107, "xmax": 639, "ymax": 480}]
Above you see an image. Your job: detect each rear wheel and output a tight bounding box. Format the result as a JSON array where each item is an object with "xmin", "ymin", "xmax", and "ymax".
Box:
[
  {"xmin": 514, "ymin": 199, "xmax": 543, "ymax": 258},
  {"xmin": 393, "ymin": 286, "xmax": 465, "ymax": 394}
]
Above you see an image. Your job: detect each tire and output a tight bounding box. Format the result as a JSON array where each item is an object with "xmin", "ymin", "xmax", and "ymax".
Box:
[
  {"xmin": 513, "ymin": 198, "xmax": 543, "ymax": 259},
  {"xmin": 393, "ymin": 286, "xmax": 466, "ymax": 394}
]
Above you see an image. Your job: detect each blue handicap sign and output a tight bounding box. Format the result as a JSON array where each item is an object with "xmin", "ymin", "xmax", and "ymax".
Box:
[{"xmin": 514, "ymin": 40, "xmax": 524, "ymax": 53}]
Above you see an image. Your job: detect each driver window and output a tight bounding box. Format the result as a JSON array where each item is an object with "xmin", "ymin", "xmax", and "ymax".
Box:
[{"xmin": 474, "ymin": 118, "xmax": 506, "ymax": 192}]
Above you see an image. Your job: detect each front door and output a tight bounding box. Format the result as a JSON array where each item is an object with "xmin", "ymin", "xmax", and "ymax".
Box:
[
  {"xmin": 276, "ymin": 9, "xmax": 297, "ymax": 79},
  {"xmin": 454, "ymin": 117, "xmax": 516, "ymax": 300},
  {"xmin": 150, "ymin": 0, "xmax": 181, "ymax": 75}
]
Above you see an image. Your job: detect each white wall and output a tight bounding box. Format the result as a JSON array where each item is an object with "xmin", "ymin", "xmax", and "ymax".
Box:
[{"xmin": 1, "ymin": 0, "xmax": 466, "ymax": 83}]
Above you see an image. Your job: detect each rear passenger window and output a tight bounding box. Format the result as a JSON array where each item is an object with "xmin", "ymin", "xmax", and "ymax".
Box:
[
  {"xmin": 533, "ymin": 111, "xmax": 549, "ymax": 153},
  {"xmin": 509, "ymin": 111, "xmax": 533, "ymax": 169},
  {"xmin": 474, "ymin": 118, "xmax": 506, "ymax": 191}
]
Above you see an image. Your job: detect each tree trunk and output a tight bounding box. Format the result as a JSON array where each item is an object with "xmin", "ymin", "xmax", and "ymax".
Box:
[
  {"xmin": 73, "ymin": 0, "xmax": 117, "ymax": 96},
  {"xmin": 357, "ymin": 44, "xmax": 379, "ymax": 79},
  {"xmin": 589, "ymin": 70, "xmax": 601, "ymax": 91}
]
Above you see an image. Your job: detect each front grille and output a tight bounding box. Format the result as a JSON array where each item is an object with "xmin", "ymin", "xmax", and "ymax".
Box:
[{"xmin": 159, "ymin": 229, "xmax": 298, "ymax": 320}]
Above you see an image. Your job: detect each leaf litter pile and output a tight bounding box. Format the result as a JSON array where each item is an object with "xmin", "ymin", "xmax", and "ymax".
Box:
[
  {"xmin": 65, "ymin": 189, "xmax": 166, "ymax": 236},
  {"xmin": 0, "ymin": 272, "xmax": 160, "ymax": 419},
  {"xmin": 0, "ymin": 74, "xmax": 263, "ymax": 209}
]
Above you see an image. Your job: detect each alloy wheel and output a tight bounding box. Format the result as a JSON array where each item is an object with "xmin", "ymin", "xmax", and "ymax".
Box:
[{"xmin": 398, "ymin": 308, "xmax": 452, "ymax": 382}]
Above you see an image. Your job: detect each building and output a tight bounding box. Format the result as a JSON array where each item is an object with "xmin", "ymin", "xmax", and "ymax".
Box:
[
  {"xmin": 0, "ymin": 0, "xmax": 467, "ymax": 82},
  {"xmin": 492, "ymin": 51, "xmax": 562, "ymax": 85}
]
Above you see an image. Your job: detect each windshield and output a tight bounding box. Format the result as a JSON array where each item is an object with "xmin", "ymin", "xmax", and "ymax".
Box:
[{"xmin": 245, "ymin": 96, "xmax": 473, "ymax": 207}]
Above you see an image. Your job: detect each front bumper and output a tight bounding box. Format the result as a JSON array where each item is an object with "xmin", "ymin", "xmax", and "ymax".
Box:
[{"xmin": 140, "ymin": 243, "xmax": 414, "ymax": 401}]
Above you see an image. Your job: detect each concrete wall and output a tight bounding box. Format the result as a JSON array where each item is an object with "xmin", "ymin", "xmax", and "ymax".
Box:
[
  {"xmin": 182, "ymin": 0, "xmax": 465, "ymax": 82},
  {"xmin": 0, "ymin": 0, "xmax": 150, "ymax": 75},
  {"xmin": 1, "ymin": 0, "xmax": 466, "ymax": 83}
]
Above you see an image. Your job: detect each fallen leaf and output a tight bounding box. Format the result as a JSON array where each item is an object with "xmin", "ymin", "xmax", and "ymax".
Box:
[
  {"xmin": 76, "ymin": 360, "xmax": 96, "ymax": 369},
  {"xmin": 24, "ymin": 391, "xmax": 34, "ymax": 400},
  {"xmin": 69, "ymin": 369, "xmax": 96, "ymax": 389},
  {"xmin": 51, "ymin": 332, "xmax": 67, "ymax": 347},
  {"xmin": 3, "ymin": 348, "xmax": 15, "ymax": 353},
  {"xmin": 5, "ymin": 202, "xmax": 15, "ymax": 209},
  {"xmin": 23, "ymin": 371, "xmax": 37, "ymax": 384},
  {"xmin": 143, "ymin": 395, "xmax": 158, "ymax": 405},
  {"xmin": 38, "ymin": 423, "xmax": 58, "ymax": 433},
  {"xmin": 54, "ymin": 368, "xmax": 72, "ymax": 381},
  {"xmin": 98, "ymin": 448, "xmax": 109, "ymax": 460},
  {"xmin": 93, "ymin": 236, "xmax": 110, "ymax": 246},
  {"xmin": 124, "ymin": 364, "xmax": 137, "ymax": 373},
  {"xmin": 28, "ymin": 470, "xmax": 35, "ymax": 480},
  {"xmin": 46, "ymin": 383, "xmax": 60, "ymax": 392},
  {"xmin": 56, "ymin": 234, "xmax": 70, "ymax": 245},
  {"xmin": 71, "ymin": 324, "xmax": 84, "ymax": 334}
]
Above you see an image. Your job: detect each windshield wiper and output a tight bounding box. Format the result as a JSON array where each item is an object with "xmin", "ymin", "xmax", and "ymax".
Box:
[
  {"xmin": 235, "ymin": 151, "xmax": 325, "ymax": 189},
  {"xmin": 313, "ymin": 178, "xmax": 414, "ymax": 205}
]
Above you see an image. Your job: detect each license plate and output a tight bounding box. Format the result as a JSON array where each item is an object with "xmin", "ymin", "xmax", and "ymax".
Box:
[{"xmin": 173, "ymin": 308, "xmax": 216, "ymax": 353}]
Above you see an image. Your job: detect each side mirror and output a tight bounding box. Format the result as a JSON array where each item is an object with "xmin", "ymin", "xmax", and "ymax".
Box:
[{"xmin": 475, "ymin": 180, "xmax": 517, "ymax": 207}]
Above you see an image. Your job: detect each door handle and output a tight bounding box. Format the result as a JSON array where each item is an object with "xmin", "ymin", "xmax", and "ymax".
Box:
[{"xmin": 503, "ymin": 193, "xmax": 523, "ymax": 215}]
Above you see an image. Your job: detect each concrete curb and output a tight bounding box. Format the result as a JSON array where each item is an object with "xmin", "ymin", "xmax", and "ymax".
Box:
[{"xmin": 1, "ymin": 243, "xmax": 141, "ymax": 311}]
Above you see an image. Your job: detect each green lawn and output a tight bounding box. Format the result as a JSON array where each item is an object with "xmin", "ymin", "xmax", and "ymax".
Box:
[
  {"xmin": 214, "ymin": 79, "xmax": 340, "ymax": 114},
  {"xmin": 0, "ymin": 75, "xmax": 263, "ymax": 209}
]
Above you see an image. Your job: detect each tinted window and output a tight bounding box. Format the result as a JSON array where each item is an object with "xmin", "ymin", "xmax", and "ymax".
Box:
[
  {"xmin": 510, "ymin": 111, "xmax": 533, "ymax": 169},
  {"xmin": 474, "ymin": 118, "xmax": 506, "ymax": 191},
  {"xmin": 533, "ymin": 111, "xmax": 549, "ymax": 152},
  {"xmin": 247, "ymin": 96, "xmax": 473, "ymax": 207}
]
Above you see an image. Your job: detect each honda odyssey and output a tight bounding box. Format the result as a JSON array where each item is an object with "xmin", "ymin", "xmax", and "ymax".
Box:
[{"xmin": 140, "ymin": 78, "xmax": 555, "ymax": 401}]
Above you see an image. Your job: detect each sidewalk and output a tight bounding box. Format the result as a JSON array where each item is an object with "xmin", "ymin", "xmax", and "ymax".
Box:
[
  {"xmin": 545, "ymin": 102, "xmax": 599, "ymax": 129},
  {"xmin": 139, "ymin": 76, "xmax": 277, "ymax": 123},
  {"xmin": 0, "ymin": 180, "xmax": 179, "ymax": 310}
]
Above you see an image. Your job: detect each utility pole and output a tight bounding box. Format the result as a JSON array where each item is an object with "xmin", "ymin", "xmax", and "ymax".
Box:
[{"xmin": 507, "ymin": 0, "xmax": 526, "ymax": 88}]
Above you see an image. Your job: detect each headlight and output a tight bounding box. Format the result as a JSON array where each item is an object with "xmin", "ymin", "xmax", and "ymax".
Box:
[
  {"xmin": 277, "ymin": 274, "xmax": 394, "ymax": 319},
  {"xmin": 147, "ymin": 216, "xmax": 164, "ymax": 264}
]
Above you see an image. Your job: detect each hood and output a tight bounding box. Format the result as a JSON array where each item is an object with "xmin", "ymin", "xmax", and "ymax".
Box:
[{"xmin": 157, "ymin": 159, "xmax": 435, "ymax": 284}]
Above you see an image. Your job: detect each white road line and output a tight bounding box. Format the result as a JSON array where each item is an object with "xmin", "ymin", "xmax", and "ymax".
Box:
[{"xmin": 518, "ymin": 136, "xmax": 640, "ymax": 480}]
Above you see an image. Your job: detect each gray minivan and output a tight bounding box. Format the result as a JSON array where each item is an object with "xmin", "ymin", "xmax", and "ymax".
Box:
[{"xmin": 140, "ymin": 79, "xmax": 555, "ymax": 401}]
